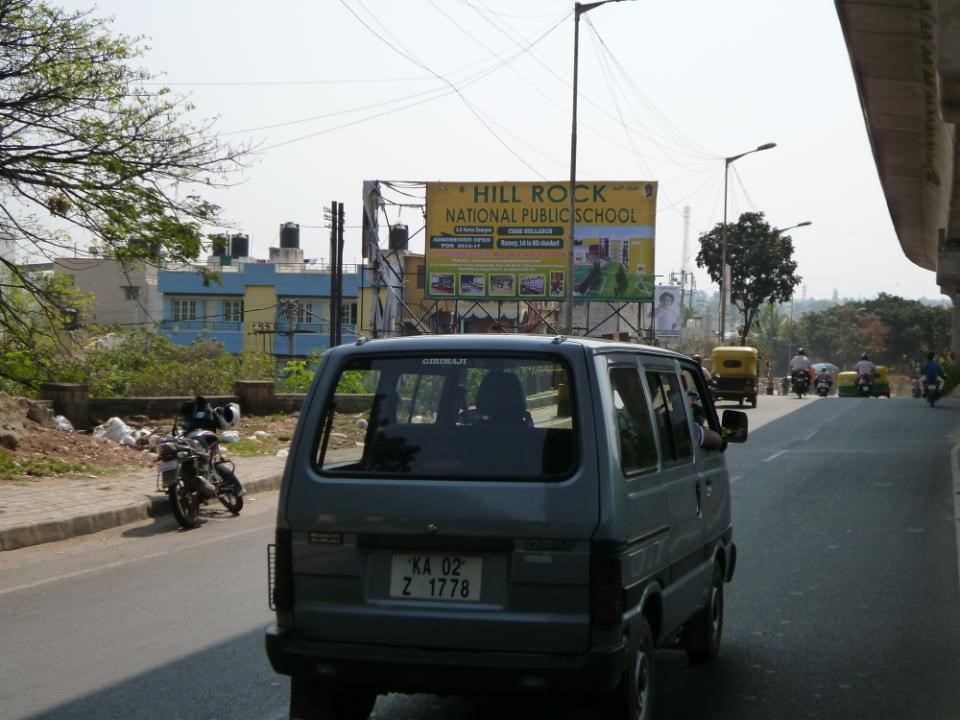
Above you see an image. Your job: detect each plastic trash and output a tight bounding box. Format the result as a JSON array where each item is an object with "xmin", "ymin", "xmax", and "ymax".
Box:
[
  {"xmin": 93, "ymin": 417, "xmax": 136, "ymax": 446},
  {"xmin": 53, "ymin": 415, "xmax": 74, "ymax": 433}
]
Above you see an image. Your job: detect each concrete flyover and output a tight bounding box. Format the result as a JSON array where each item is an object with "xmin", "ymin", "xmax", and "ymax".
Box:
[{"xmin": 835, "ymin": 0, "xmax": 960, "ymax": 352}]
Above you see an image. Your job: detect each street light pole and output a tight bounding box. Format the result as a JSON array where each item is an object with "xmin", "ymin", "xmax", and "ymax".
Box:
[
  {"xmin": 718, "ymin": 142, "xmax": 776, "ymax": 342},
  {"xmin": 565, "ymin": 0, "xmax": 630, "ymax": 335}
]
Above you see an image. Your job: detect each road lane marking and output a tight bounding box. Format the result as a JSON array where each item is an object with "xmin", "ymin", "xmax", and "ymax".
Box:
[
  {"xmin": 802, "ymin": 431, "xmax": 817, "ymax": 442},
  {"xmin": 0, "ymin": 523, "xmax": 273, "ymax": 596},
  {"xmin": 762, "ymin": 450, "xmax": 788, "ymax": 463}
]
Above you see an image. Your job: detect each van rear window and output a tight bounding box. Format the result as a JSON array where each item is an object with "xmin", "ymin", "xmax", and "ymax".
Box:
[{"xmin": 314, "ymin": 355, "xmax": 576, "ymax": 480}]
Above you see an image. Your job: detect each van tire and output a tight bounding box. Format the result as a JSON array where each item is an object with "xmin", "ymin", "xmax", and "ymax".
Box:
[
  {"xmin": 601, "ymin": 617, "xmax": 654, "ymax": 720},
  {"xmin": 683, "ymin": 563, "xmax": 724, "ymax": 665},
  {"xmin": 289, "ymin": 677, "xmax": 376, "ymax": 720}
]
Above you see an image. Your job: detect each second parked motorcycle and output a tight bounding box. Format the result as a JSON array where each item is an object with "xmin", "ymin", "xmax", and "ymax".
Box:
[{"xmin": 155, "ymin": 397, "xmax": 245, "ymax": 529}]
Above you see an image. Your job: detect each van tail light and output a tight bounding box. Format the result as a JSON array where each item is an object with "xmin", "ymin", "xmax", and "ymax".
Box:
[
  {"xmin": 590, "ymin": 552, "xmax": 623, "ymax": 627},
  {"xmin": 268, "ymin": 527, "xmax": 293, "ymax": 611}
]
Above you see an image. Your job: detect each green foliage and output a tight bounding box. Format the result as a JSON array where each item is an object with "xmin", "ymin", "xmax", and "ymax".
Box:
[
  {"xmin": 0, "ymin": 274, "xmax": 96, "ymax": 394},
  {"xmin": 336, "ymin": 370, "xmax": 371, "ymax": 394},
  {"xmin": 696, "ymin": 211, "xmax": 802, "ymax": 345},
  {"xmin": 277, "ymin": 356, "xmax": 322, "ymax": 393},
  {"xmin": 0, "ymin": 450, "xmax": 94, "ymax": 481},
  {"xmin": 0, "ymin": 0, "xmax": 248, "ymax": 390},
  {"xmin": 33, "ymin": 329, "xmax": 274, "ymax": 397},
  {"xmin": 794, "ymin": 294, "xmax": 951, "ymax": 373}
]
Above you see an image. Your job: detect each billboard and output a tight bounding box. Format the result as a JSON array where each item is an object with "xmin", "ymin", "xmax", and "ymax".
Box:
[
  {"xmin": 652, "ymin": 285, "xmax": 683, "ymax": 337},
  {"xmin": 425, "ymin": 181, "xmax": 656, "ymax": 302}
]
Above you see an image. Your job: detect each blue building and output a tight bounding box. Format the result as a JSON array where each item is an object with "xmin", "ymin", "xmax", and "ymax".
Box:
[{"xmin": 157, "ymin": 258, "xmax": 366, "ymax": 359}]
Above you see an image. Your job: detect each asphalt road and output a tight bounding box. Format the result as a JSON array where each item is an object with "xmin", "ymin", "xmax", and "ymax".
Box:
[{"xmin": 1, "ymin": 394, "xmax": 958, "ymax": 720}]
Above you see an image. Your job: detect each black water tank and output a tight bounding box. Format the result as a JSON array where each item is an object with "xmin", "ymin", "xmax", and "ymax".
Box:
[
  {"xmin": 389, "ymin": 224, "xmax": 409, "ymax": 250},
  {"xmin": 230, "ymin": 233, "xmax": 249, "ymax": 258},
  {"xmin": 210, "ymin": 234, "xmax": 229, "ymax": 256},
  {"xmin": 280, "ymin": 222, "xmax": 300, "ymax": 248}
]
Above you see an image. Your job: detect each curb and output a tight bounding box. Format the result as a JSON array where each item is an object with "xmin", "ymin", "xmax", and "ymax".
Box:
[{"xmin": 0, "ymin": 473, "xmax": 283, "ymax": 552}]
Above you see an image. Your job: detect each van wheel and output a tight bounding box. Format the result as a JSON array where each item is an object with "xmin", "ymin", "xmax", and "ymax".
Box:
[
  {"xmin": 289, "ymin": 677, "xmax": 376, "ymax": 720},
  {"xmin": 601, "ymin": 617, "xmax": 654, "ymax": 720},
  {"xmin": 749, "ymin": 395, "xmax": 757, "ymax": 408},
  {"xmin": 684, "ymin": 563, "xmax": 724, "ymax": 665}
]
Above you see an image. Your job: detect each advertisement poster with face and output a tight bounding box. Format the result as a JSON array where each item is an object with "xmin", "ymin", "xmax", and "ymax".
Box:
[{"xmin": 653, "ymin": 285, "xmax": 682, "ymax": 337}]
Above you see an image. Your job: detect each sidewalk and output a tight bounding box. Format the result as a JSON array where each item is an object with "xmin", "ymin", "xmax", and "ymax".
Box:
[{"xmin": 0, "ymin": 453, "xmax": 288, "ymax": 551}]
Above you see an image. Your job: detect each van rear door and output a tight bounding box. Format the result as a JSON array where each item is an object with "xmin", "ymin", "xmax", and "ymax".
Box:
[{"xmin": 282, "ymin": 350, "xmax": 599, "ymax": 655}]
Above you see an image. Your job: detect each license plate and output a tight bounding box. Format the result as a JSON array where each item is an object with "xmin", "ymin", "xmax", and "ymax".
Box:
[
  {"xmin": 389, "ymin": 553, "xmax": 482, "ymax": 601},
  {"xmin": 158, "ymin": 461, "xmax": 178, "ymax": 487}
]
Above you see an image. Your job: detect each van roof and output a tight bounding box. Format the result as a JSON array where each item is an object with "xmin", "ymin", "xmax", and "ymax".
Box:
[{"xmin": 334, "ymin": 333, "xmax": 688, "ymax": 360}]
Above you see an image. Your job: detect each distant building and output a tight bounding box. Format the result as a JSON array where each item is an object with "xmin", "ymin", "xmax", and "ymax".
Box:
[
  {"xmin": 157, "ymin": 258, "xmax": 365, "ymax": 359},
  {"xmin": 54, "ymin": 257, "xmax": 162, "ymax": 327}
]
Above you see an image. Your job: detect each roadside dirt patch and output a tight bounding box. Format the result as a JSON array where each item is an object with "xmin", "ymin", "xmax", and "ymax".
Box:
[{"xmin": 0, "ymin": 394, "xmax": 368, "ymax": 483}]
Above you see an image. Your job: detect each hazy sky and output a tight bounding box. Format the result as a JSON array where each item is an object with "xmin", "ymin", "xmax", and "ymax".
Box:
[{"xmin": 58, "ymin": 0, "xmax": 946, "ymax": 302}]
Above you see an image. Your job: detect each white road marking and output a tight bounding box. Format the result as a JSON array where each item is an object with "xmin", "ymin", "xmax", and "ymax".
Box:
[
  {"xmin": 0, "ymin": 523, "xmax": 273, "ymax": 596},
  {"xmin": 762, "ymin": 450, "xmax": 788, "ymax": 463}
]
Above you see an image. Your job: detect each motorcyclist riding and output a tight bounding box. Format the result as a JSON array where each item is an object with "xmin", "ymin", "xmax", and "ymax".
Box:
[
  {"xmin": 815, "ymin": 367, "xmax": 833, "ymax": 394},
  {"xmin": 854, "ymin": 353, "xmax": 875, "ymax": 378},
  {"xmin": 921, "ymin": 351, "xmax": 945, "ymax": 394},
  {"xmin": 789, "ymin": 347, "xmax": 814, "ymax": 382}
]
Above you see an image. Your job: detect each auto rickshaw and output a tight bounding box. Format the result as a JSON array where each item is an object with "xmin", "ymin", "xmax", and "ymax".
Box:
[
  {"xmin": 710, "ymin": 346, "xmax": 760, "ymax": 408},
  {"xmin": 837, "ymin": 365, "xmax": 890, "ymax": 397}
]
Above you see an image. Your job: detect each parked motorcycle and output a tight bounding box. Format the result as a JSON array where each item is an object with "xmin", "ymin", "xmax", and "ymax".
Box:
[
  {"xmin": 815, "ymin": 372, "xmax": 833, "ymax": 397},
  {"xmin": 791, "ymin": 369, "xmax": 810, "ymax": 399},
  {"xmin": 924, "ymin": 380, "xmax": 941, "ymax": 407},
  {"xmin": 155, "ymin": 396, "xmax": 244, "ymax": 529},
  {"xmin": 856, "ymin": 372, "xmax": 873, "ymax": 397}
]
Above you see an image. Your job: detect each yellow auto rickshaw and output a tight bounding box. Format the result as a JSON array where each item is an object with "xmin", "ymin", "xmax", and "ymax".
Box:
[
  {"xmin": 837, "ymin": 365, "xmax": 890, "ymax": 397},
  {"xmin": 710, "ymin": 346, "xmax": 760, "ymax": 408}
]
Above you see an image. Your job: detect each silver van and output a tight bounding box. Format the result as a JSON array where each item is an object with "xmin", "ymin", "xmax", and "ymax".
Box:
[{"xmin": 266, "ymin": 334, "xmax": 747, "ymax": 720}]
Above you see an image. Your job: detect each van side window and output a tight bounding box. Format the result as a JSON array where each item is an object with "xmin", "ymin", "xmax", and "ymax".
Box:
[
  {"xmin": 680, "ymin": 367, "xmax": 718, "ymax": 432},
  {"xmin": 645, "ymin": 370, "xmax": 694, "ymax": 465},
  {"xmin": 610, "ymin": 366, "xmax": 658, "ymax": 474}
]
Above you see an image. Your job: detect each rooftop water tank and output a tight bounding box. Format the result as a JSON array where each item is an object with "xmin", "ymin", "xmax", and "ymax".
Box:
[
  {"xmin": 389, "ymin": 223, "xmax": 408, "ymax": 250},
  {"xmin": 230, "ymin": 233, "xmax": 249, "ymax": 258},
  {"xmin": 280, "ymin": 222, "xmax": 300, "ymax": 249}
]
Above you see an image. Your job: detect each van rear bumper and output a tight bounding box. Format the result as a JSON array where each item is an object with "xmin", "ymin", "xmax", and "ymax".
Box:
[{"xmin": 265, "ymin": 625, "xmax": 626, "ymax": 695}]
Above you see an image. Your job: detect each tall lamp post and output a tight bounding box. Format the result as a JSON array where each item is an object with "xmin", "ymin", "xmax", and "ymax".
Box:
[
  {"xmin": 779, "ymin": 220, "xmax": 812, "ymax": 370},
  {"xmin": 565, "ymin": 0, "xmax": 631, "ymax": 335},
  {"xmin": 718, "ymin": 142, "xmax": 777, "ymax": 341}
]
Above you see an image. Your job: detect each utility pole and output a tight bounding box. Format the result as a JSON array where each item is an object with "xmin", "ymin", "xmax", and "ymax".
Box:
[{"xmin": 328, "ymin": 201, "xmax": 345, "ymax": 348}]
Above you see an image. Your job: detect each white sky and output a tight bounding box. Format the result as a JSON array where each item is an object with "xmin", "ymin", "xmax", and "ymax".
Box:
[{"xmin": 58, "ymin": 0, "xmax": 947, "ymax": 302}]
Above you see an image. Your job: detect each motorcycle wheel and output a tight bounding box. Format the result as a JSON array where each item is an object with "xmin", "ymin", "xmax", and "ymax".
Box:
[
  {"xmin": 218, "ymin": 490, "xmax": 244, "ymax": 515},
  {"xmin": 214, "ymin": 464, "xmax": 244, "ymax": 515},
  {"xmin": 929, "ymin": 392, "xmax": 938, "ymax": 407},
  {"xmin": 168, "ymin": 477, "xmax": 201, "ymax": 529}
]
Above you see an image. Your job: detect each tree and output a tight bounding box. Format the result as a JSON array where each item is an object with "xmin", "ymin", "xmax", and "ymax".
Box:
[
  {"xmin": 796, "ymin": 295, "xmax": 949, "ymax": 373},
  {"xmin": 0, "ymin": 0, "xmax": 247, "ymax": 388},
  {"xmin": 695, "ymin": 211, "xmax": 802, "ymax": 345},
  {"xmin": 750, "ymin": 301, "xmax": 789, "ymax": 375}
]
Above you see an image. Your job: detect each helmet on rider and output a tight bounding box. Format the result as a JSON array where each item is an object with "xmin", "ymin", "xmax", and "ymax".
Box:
[
  {"xmin": 692, "ymin": 353, "xmax": 702, "ymax": 362},
  {"xmin": 796, "ymin": 347, "xmax": 805, "ymax": 356},
  {"xmin": 927, "ymin": 351, "xmax": 936, "ymax": 361},
  {"xmin": 861, "ymin": 353, "xmax": 869, "ymax": 360}
]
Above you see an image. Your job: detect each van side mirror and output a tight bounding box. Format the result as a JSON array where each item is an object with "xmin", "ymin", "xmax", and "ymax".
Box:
[{"xmin": 720, "ymin": 409, "xmax": 748, "ymax": 443}]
